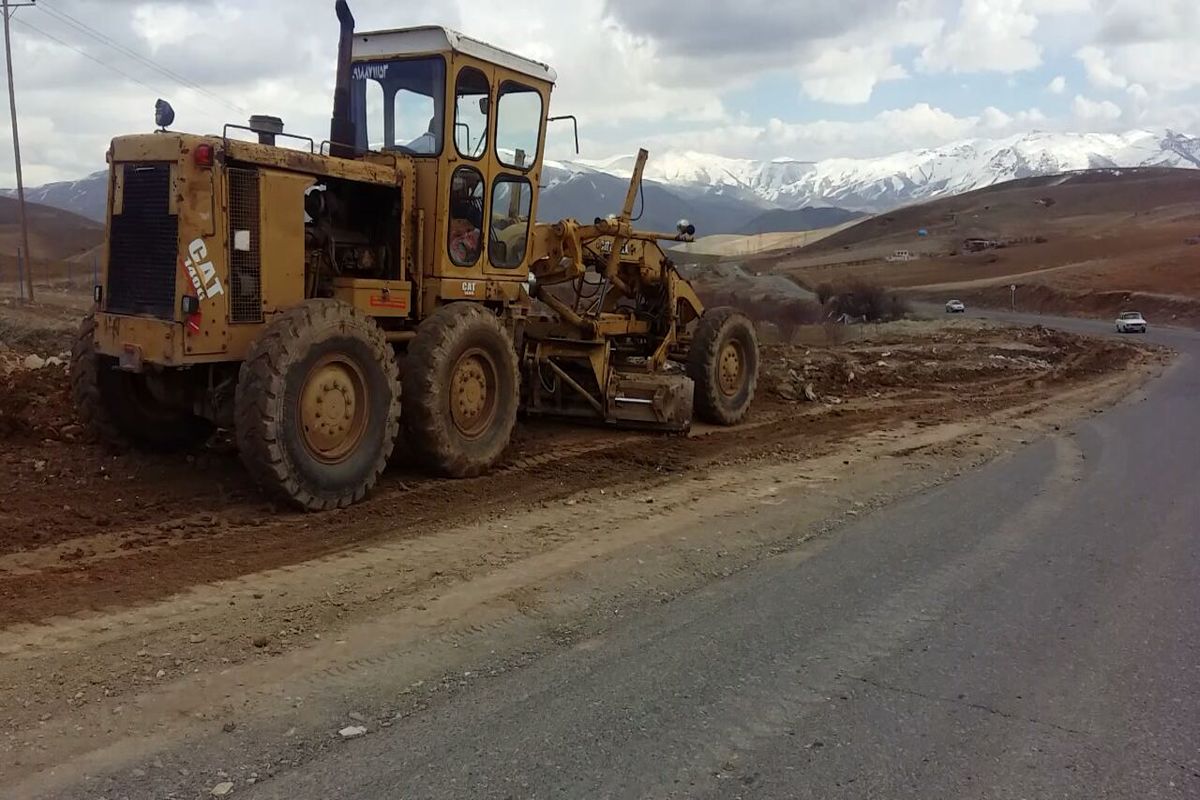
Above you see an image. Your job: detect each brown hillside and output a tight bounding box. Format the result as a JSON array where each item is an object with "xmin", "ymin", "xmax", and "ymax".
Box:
[
  {"xmin": 786, "ymin": 167, "xmax": 1200, "ymax": 257},
  {"xmin": 0, "ymin": 195, "xmax": 104, "ymax": 277},
  {"xmin": 760, "ymin": 168, "xmax": 1200, "ymax": 326}
]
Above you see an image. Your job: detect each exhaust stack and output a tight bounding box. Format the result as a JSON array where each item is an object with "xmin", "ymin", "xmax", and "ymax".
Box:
[{"xmin": 329, "ymin": 0, "xmax": 357, "ymax": 157}]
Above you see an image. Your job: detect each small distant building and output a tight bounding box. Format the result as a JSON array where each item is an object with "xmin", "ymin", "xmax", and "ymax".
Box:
[
  {"xmin": 962, "ymin": 238, "xmax": 1000, "ymax": 252},
  {"xmin": 886, "ymin": 249, "xmax": 917, "ymax": 262}
]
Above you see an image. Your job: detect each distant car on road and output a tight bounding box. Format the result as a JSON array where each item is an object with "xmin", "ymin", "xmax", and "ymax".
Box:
[
  {"xmin": 945, "ymin": 299, "xmax": 966, "ymax": 313},
  {"xmin": 1115, "ymin": 311, "xmax": 1147, "ymax": 333}
]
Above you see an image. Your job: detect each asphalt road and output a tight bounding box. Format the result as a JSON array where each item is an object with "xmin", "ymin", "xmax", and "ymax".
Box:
[{"xmin": 253, "ymin": 314, "xmax": 1200, "ymax": 799}]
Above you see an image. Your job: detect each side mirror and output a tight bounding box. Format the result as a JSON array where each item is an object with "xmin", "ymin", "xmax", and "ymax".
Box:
[
  {"xmin": 478, "ymin": 97, "xmax": 490, "ymax": 116},
  {"xmin": 547, "ymin": 115, "xmax": 580, "ymax": 154}
]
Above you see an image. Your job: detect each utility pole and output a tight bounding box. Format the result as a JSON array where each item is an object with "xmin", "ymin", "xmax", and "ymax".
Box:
[{"xmin": 3, "ymin": 0, "xmax": 36, "ymax": 303}]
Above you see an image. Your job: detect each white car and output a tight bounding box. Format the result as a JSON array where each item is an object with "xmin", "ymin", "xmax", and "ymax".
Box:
[
  {"xmin": 945, "ymin": 299, "xmax": 966, "ymax": 313},
  {"xmin": 1115, "ymin": 311, "xmax": 1147, "ymax": 333}
]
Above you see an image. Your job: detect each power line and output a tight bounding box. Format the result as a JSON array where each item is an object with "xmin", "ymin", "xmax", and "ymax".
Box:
[
  {"xmin": 12, "ymin": 15, "xmax": 182, "ymax": 100},
  {"xmin": 37, "ymin": 1, "xmax": 245, "ymax": 115}
]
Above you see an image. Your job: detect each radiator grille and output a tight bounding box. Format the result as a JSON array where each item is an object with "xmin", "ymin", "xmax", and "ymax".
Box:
[
  {"xmin": 228, "ymin": 167, "xmax": 262, "ymax": 323},
  {"xmin": 107, "ymin": 163, "xmax": 177, "ymax": 318}
]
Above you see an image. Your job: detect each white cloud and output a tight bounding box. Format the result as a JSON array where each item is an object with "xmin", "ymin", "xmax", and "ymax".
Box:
[
  {"xmin": 1025, "ymin": 0, "xmax": 1091, "ymax": 11},
  {"xmin": 1102, "ymin": 42, "xmax": 1200, "ymax": 93},
  {"xmin": 1071, "ymin": 94, "xmax": 1123, "ymax": 124},
  {"xmin": 1125, "ymin": 83, "xmax": 1149, "ymax": 104},
  {"xmin": 626, "ymin": 102, "xmax": 1054, "ymax": 162},
  {"xmin": 798, "ymin": 45, "xmax": 908, "ymax": 104},
  {"xmin": 2, "ymin": 0, "xmax": 1199, "ymax": 186},
  {"xmin": 875, "ymin": 103, "xmax": 978, "ymax": 141},
  {"xmin": 1092, "ymin": 0, "xmax": 1197, "ymax": 45},
  {"xmin": 980, "ymin": 106, "xmax": 1012, "ymax": 128},
  {"xmin": 1081, "ymin": 1, "xmax": 1200, "ymax": 93},
  {"xmin": 918, "ymin": 0, "xmax": 1042, "ymax": 74},
  {"xmin": 1076, "ymin": 45, "xmax": 1127, "ymax": 90}
]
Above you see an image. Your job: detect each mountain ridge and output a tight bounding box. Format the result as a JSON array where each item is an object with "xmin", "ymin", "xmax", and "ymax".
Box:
[{"xmin": 6, "ymin": 128, "xmax": 1197, "ymax": 235}]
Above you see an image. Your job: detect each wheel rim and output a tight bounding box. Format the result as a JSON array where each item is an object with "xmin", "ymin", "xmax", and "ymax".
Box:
[
  {"xmin": 299, "ymin": 354, "xmax": 369, "ymax": 464},
  {"xmin": 450, "ymin": 347, "xmax": 499, "ymax": 439},
  {"xmin": 717, "ymin": 339, "xmax": 746, "ymax": 397}
]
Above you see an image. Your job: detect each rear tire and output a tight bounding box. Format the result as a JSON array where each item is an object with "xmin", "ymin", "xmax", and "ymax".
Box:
[
  {"xmin": 403, "ymin": 303, "xmax": 519, "ymax": 477},
  {"xmin": 688, "ymin": 306, "xmax": 759, "ymax": 425},
  {"xmin": 70, "ymin": 313, "xmax": 213, "ymax": 451},
  {"xmin": 235, "ymin": 300, "xmax": 400, "ymax": 511}
]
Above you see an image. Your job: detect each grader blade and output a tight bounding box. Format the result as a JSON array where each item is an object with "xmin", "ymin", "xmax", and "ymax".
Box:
[{"xmin": 606, "ymin": 372, "xmax": 694, "ymax": 431}]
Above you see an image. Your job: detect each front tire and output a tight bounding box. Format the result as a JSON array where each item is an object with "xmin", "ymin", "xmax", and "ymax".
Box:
[
  {"xmin": 71, "ymin": 313, "xmax": 213, "ymax": 451},
  {"xmin": 687, "ymin": 306, "xmax": 759, "ymax": 425},
  {"xmin": 403, "ymin": 303, "xmax": 519, "ymax": 477},
  {"xmin": 234, "ymin": 300, "xmax": 400, "ymax": 511}
]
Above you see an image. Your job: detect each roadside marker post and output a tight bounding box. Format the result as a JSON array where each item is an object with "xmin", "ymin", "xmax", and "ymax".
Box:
[{"xmin": 1010, "ymin": 283, "xmax": 1016, "ymax": 311}]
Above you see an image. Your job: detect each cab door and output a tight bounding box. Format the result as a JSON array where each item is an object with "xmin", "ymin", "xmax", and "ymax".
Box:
[
  {"xmin": 482, "ymin": 74, "xmax": 547, "ymax": 278},
  {"xmin": 441, "ymin": 59, "xmax": 548, "ymax": 282},
  {"xmin": 441, "ymin": 60, "xmax": 494, "ymax": 282}
]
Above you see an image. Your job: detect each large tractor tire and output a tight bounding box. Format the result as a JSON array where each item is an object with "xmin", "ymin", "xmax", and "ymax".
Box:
[
  {"xmin": 235, "ymin": 300, "xmax": 400, "ymax": 511},
  {"xmin": 687, "ymin": 306, "xmax": 759, "ymax": 426},
  {"xmin": 71, "ymin": 313, "xmax": 214, "ymax": 451},
  {"xmin": 403, "ymin": 303, "xmax": 519, "ymax": 477}
]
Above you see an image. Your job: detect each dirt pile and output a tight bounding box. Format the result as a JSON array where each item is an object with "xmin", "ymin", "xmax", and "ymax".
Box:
[
  {"xmin": 679, "ymin": 262, "xmax": 814, "ymax": 302},
  {"xmin": 0, "ymin": 363, "xmax": 75, "ymax": 440},
  {"xmin": 762, "ymin": 323, "xmax": 1142, "ymax": 405}
]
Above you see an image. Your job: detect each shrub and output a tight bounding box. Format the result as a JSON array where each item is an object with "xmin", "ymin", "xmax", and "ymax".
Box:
[
  {"xmin": 766, "ymin": 297, "xmax": 823, "ymax": 342},
  {"xmin": 826, "ymin": 279, "xmax": 908, "ymax": 322},
  {"xmin": 885, "ymin": 293, "xmax": 911, "ymax": 320}
]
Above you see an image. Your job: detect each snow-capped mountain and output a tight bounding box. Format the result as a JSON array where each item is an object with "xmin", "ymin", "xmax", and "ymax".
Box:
[
  {"xmin": 556, "ymin": 128, "xmax": 1200, "ymax": 213},
  {"xmin": 2, "ymin": 171, "xmax": 108, "ymax": 223},
  {"xmin": 7, "ymin": 129, "xmax": 1198, "ymax": 234}
]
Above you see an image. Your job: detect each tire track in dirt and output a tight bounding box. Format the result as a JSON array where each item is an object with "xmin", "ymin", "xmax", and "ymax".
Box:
[
  {"xmin": 0, "ymin": 324, "xmax": 1155, "ymax": 630},
  {"xmin": 0, "ymin": 399, "xmax": 924, "ymax": 627}
]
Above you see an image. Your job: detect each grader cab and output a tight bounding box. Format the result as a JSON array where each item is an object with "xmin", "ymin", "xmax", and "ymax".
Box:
[{"xmin": 72, "ymin": 1, "xmax": 759, "ymax": 510}]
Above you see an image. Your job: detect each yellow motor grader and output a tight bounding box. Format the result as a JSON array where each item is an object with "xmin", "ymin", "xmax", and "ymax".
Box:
[{"xmin": 72, "ymin": 1, "xmax": 759, "ymax": 510}]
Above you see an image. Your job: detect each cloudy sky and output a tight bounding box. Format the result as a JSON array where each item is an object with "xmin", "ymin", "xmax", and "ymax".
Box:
[{"xmin": 2, "ymin": 0, "xmax": 1198, "ymax": 186}]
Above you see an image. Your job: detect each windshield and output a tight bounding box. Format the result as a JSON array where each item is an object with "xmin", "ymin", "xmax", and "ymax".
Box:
[
  {"xmin": 349, "ymin": 56, "xmax": 446, "ymax": 155},
  {"xmin": 1119, "ymin": 312, "xmax": 1142, "ymax": 319}
]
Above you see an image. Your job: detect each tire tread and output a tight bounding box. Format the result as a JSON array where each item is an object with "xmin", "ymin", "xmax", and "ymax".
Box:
[{"xmin": 234, "ymin": 299, "xmax": 400, "ymax": 511}]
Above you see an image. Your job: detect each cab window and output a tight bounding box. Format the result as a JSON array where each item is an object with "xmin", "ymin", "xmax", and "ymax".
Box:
[
  {"xmin": 350, "ymin": 56, "xmax": 445, "ymax": 155},
  {"xmin": 448, "ymin": 166, "xmax": 485, "ymax": 266},
  {"xmin": 489, "ymin": 177, "xmax": 532, "ymax": 268},
  {"xmin": 454, "ymin": 68, "xmax": 490, "ymax": 160},
  {"xmin": 495, "ymin": 82, "xmax": 543, "ymax": 169}
]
